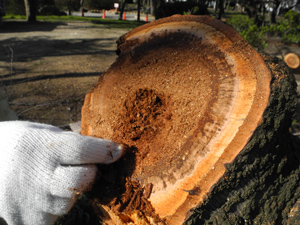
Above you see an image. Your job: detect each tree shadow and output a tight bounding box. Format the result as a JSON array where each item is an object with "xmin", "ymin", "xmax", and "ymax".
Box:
[
  {"xmin": 0, "ymin": 72, "xmax": 103, "ymax": 86},
  {"xmin": 0, "ymin": 37, "xmax": 118, "ymax": 62},
  {"xmin": 0, "ymin": 21, "xmax": 67, "ymax": 33}
]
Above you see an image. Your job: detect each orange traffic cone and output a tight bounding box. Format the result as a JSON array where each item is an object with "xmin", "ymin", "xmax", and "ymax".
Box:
[
  {"xmin": 103, "ymin": 10, "xmax": 106, "ymax": 19},
  {"xmin": 145, "ymin": 14, "xmax": 148, "ymax": 22},
  {"xmin": 123, "ymin": 11, "xmax": 126, "ymax": 20}
]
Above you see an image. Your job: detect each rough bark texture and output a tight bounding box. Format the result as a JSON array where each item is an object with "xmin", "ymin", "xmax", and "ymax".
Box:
[{"xmin": 80, "ymin": 15, "xmax": 299, "ymax": 224}]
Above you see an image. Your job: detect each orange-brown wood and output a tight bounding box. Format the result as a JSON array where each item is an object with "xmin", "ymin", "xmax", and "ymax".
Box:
[
  {"xmin": 284, "ymin": 53, "xmax": 300, "ymax": 69},
  {"xmin": 81, "ymin": 15, "xmax": 271, "ymax": 224}
]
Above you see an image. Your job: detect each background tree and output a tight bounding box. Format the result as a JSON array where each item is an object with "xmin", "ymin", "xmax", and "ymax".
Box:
[
  {"xmin": 4, "ymin": 0, "xmax": 61, "ymax": 16},
  {"xmin": 4, "ymin": 0, "xmax": 25, "ymax": 15},
  {"xmin": 237, "ymin": 0, "xmax": 300, "ymax": 24},
  {"xmin": 24, "ymin": 0, "xmax": 37, "ymax": 22},
  {"xmin": 118, "ymin": 0, "xmax": 127, "ymax": 20},
  {"xmin": 156, "ymin": 0, "xmax": 209, "ymax": 19},
  {"xmin": 80, "ymin": 0, "xmax": 84, "ymax": 12},
  {"xmin": 84, "ymin": 0, "xmax": 115, "ymax": 10},
  {"xmin": 216, "ymin": 0, "xmax": 225, "ymax": 19},
  {"xmin": 54, "ymin": 0, "xmax": 80, "ymax": 15},
  {"xmin": 150, "ymin": 0, "xmax": 157, "ymax": 17},
  {"xmin": 137, "ymin": 0, "xmax": 140, "ymax": 21}
]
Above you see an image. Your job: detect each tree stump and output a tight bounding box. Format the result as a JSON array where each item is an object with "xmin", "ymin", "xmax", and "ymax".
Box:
[
  {"xmin": 80, "ymin": 15, "xmax": 300, "ymax": 224},
  {"xmin": 284, "ymin": 53, "xmax": 300, "ymax": 69}
]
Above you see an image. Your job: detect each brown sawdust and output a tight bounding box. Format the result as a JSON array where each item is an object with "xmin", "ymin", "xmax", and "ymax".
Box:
[
  {"xmin": 90, "ymin": 89, "xmax": 169, "ymax": 223},
  {"xmin": 90, "ymin": 145, "xmax": 164, "ymax": 223}
]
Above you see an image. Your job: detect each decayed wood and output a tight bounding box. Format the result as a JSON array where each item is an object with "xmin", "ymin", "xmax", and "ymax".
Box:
[{"xmin": 81, "ymin": 15, "xmax": 299, "ymax": 224}]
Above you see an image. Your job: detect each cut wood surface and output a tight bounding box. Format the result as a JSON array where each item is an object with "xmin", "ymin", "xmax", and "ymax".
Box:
[
  {"xmin": 81, "ymin": 15, "xmax": 300, "ymax": 224},
  {"xmin": 284, "ymin": 53, "xmax": 300, "ymax": 69}
]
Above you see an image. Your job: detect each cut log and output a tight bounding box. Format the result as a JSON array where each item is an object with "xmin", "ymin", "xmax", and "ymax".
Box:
[
  {"xmin": 284, "ymin": 53, "xmax": 300, "ymax": 69},
  {"xmin": 81, "ymin": 15, "xmax": 300, "ymax": 224}
]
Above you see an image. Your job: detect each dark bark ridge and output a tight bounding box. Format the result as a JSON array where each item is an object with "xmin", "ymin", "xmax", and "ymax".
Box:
[{"xmin": 185, "ymin": 54, "xmax": 300, "ymax": 225}]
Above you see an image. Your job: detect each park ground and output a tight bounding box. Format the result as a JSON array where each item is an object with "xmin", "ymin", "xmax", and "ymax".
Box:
[
  {"xmin": 0, "ymin": 20, "xmax": 132, "ymax": 128},
  {"xmin": 0, "ymin": 19, "xmax": 300, "ymax": 132}
]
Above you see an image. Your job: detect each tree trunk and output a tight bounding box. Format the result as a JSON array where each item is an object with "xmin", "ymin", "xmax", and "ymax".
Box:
[
  {"xmin": 262, "ymin": 4, "xmax": 266, "ymax": 26},
  {"xmin": 214, "ymin": 0, "xmax": 218, "ymax": 15},
  {"xmin": 217, "ymin": 0, "xmax": 224, "ymax": 20},
  {"xmin": 68, "ymin": 7, "xmax": 72, "ymax": 16},
  {"xmin": 270, "ymin": 0, "xmax": 280, "ymax": 24},
  {"xmin": 244, "ymin": 0, "xmax": 257, "ymax": 19},
  {"xmin": 270, "ymin": 9, "xmax": 277, "ymax": 24},
  {"xmin": 80, "ymin": 0, "xmax": 85, "ymax": 7},
  {"xmin": 24, "ymin": 0, "xmax": 36, "ymax": 22},
  {"xmin": 81, "ymin": 15, "xmax": 299, "ymax": 224},
  {"xmin": 119, "ymin": 0, "xmax": 127, "ymax": 20},
  {"xmin": 150, "ymin": 0, "xmax": 157, "ymax": 18},
  {"xmin": 137, "ymin": 0, "xmax": 141, "ymax": 21},
  {"xmin": 80, "ymin": 0, "xmax": 85, "ymax": 13}
]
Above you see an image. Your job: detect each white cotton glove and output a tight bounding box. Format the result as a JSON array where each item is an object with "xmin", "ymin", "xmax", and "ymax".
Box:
[{"xmin": 0, "ymin": 121, "xmax": 123, "ymax": 225}]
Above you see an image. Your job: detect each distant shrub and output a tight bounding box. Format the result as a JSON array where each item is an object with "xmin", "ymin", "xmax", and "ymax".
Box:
[
  {"xmin": 226, "ymin": 15, "xmax": 268, "ymax": 50},
  {"xmin": 227, "ymin": 11, "xmax": 300, "ymax": 50},
  {"xmin": 3, "ymin": 0, "xmax": 66, "ymax": 16},
  {"xmin": 85, "ymin": 0, "xmax": 116, "ymax": 10},
  {"xmin": 274, "ymin": 10, "xmax": 300, "ymax": 44},
  {"xmin": 38, "ymin": 4, "xmax": 67, "ymax": 16},
  {"xmin": 3, "ymin": 0, "xmax": 25, "ymax": 15}
]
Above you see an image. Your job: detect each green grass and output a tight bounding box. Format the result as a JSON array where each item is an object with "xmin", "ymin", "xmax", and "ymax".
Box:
[
  {"xmin": 3, "ymin": 14, "xmax": 146, "ymax": 29},
  {"xmin": 3, "ymin": 14, "xmax": 26, "ymax": 20}
]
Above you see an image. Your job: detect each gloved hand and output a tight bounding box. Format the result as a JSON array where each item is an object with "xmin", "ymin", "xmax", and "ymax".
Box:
[{"xmin": 0, "ymin": 121, "xmax": 123, "ymax": 225}]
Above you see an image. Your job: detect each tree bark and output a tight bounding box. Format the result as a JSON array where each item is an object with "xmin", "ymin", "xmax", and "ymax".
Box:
[
  {"xmin": 150, "ymin": 0, "xmax": 157, "ymax": 18},
  {"xmin": 244, "ymin": 0, "xmax": 257, "ymax": 20},
  {"xmin": 81, "ymin": 15, "xmax": 299, "ymax": 224},
  {"xmin": 270, "ymin": 0, "xmax": 280, "ymax": 24},
  {"xmin": 119, "ymin": 0, "xmax": 127, "ymax": 20},
  {"xmin": 80, "ymin": 0, "xmax": 85, "ymax": 7},
  {"xmin": 217, "ymin": 0, "xmax": 224, "ymax": 19},
  {"xmin": 137, "ymin": 0, "xmax": 141, "ymax": 21},
  {"xmin": 24, "ymin": 0, "xmax": 36, "ymax": 22},
  {"xmin": 80, "ymin": 0, "xmax": 85, "ymax": 14}
]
